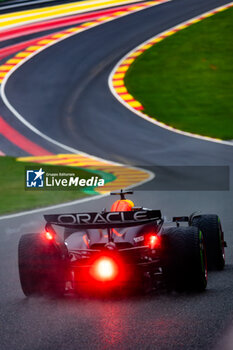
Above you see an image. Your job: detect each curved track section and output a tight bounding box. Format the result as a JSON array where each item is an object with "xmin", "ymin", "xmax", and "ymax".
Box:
[
  {"xmin": 0, "ymin": 1, "xmax": 233, "ymax": 350},
  {"xmin": 109, "ymin": 2, "xmax": 233, "ymax": 146},
  {"xmin": 2, "ymin": 0, "xmax": 233, "ymax": 164}
]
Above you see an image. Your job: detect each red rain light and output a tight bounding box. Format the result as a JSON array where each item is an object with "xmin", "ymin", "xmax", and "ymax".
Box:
[
  {"xmin": 92, "ymin": 257, "xmax": 118, "ymax": 281},
  {"xmin": 45, "ymin": 231, "xmax": 54, "ymax": 241},
  {"xmin": 148, "ymin": 234, "xmax": 160, "ymax": 249}
]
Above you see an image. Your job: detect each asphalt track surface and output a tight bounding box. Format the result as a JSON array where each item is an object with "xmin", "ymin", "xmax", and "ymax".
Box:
[{"xmin": 1, "ymin": 0, "xmax": 233, "ymax": 349}]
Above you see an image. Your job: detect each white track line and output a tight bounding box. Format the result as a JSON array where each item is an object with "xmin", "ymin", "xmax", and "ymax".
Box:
[
  {"xmin": 108, "ymin": 2, "xmax": 233, "ymax": 148},
  {"xmin": 0, "ymin": 193, "xmax": 108, "ymax": 221}
]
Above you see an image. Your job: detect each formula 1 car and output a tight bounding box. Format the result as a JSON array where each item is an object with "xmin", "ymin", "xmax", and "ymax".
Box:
[{"xmin": 18, "ymin": 190, "xmax": 226, "ymax": 296}]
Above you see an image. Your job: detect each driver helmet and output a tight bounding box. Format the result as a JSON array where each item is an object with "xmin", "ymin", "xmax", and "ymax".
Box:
[{"xmin": 111, "ymin": 199, "xmax": 135, "ymax": 212}]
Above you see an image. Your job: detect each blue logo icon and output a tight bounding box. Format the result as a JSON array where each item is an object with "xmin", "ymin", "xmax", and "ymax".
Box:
[{"xmin": 26, "ymin": 168, "xmax": 45, "ymax": 188}]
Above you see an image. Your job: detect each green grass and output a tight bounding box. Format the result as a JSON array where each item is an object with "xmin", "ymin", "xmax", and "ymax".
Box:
[
  {"xmin": 0, "ymin": 157, "xmax": 100, "ymax": 215},
  {"xmin": 125, "ymin": 7, "xmax": 233, "ymax": 139}
]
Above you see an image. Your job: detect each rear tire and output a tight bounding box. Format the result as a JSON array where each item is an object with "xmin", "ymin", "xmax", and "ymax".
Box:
[
  {"xmin": 18, "ymin": 233, "xmax": 68, "ymax": 296},
  {"xmin": 191, "ymin": 215, "xmax": 225, "ymax": 270},
  {"xmin": 162, "ymin": 226, "xmax": 207, "ymax": 292}
]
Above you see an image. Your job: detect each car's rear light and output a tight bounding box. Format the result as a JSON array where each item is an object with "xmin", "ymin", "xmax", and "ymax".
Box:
[
  {"xmin": 91, "ymin": 257, "xmax": 118, "ymax": 281},
  {"xmin": 147, "ymin": 234, "xmax": 160, "ymax": 249},
  {"xmin": 44, "ymin": 230, "xmax": 54, "ymax": 241}
]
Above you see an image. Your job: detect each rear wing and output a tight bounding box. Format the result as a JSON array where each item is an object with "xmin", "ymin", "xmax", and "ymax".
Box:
[{"xmin": 44, "ymin": 210, "xmax": 161, "ymax": 229}]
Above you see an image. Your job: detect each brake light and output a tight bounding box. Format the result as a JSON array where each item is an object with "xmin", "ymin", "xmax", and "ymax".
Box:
[
  {"xmin": 92, "ymin": 257, "xmax": 118, "ymax": 281},
  {"xmin": 45, "ymin": 231, "xmax": 54, "ymax": 241},
  {"xmin": 148, "ymin": 234, "xmax": 160, "ymax": 249}
]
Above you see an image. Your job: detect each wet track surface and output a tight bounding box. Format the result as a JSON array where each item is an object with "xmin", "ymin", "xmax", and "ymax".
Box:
[
  {"xmin": 1, "ymin": 192, "xmax": 233, "ymax": 350},
  {"xmin": 1, "ymin": 0, "xmax": 233, "ymax": 349}
]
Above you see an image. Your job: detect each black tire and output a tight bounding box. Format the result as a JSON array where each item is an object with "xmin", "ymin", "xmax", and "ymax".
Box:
[
  {"xmin": 191, "ymin": 214, "xmax": 225, "ymax": 270},
  {"xmin": 162, "ymin": 226, "xmax": 207, "ymax": 292},
  {"xmin": 18, "ymin": 233, "xmax": 68, "ymax": 296}
]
